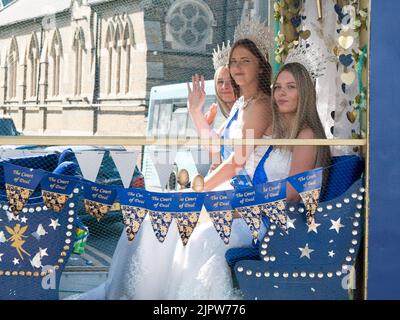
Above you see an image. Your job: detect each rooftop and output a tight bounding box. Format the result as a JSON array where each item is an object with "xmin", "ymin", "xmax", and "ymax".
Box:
[{"xmin": 0, "ymin": 0, "xmax": 115, "ymax": 27}]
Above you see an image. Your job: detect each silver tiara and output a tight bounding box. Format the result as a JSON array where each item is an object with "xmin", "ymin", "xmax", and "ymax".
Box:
[
  {"xmin": 233, "ymin": 18, "xmax": 273, "ymax": 60},
  {"xmin": 284, "ymin": 42, "xmax": 327, "ymax": 80},
  {"xmin": 212, "ymin": 41, "xmax": 231, "ymax": 70}
]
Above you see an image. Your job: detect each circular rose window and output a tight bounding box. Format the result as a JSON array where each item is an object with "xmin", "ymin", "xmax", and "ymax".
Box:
[{"xmin": 166, "ymin": 0, "xmax": 215, "ymax": 51}]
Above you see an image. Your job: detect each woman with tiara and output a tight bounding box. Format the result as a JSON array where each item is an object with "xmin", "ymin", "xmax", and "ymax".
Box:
[
  {"xmin": 164, "ymin": 42, "xmax": 331, "ymax": 300},
  {"xmin": 163, "ymin": 19, "xmax": 275, "ymax": 299},
  {"xmin": 244, "ymin": 42, "xmax": 331, "ymax": 199},
  {"xmin": 187, "ymin": 19, "xmax": 274, "ymax": 192},
  {"xmin": 202, "ymin": 41, "xmax": 240, "ymax": 173}
]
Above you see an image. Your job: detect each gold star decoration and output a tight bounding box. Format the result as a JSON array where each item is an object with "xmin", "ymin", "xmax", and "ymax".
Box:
[
  {"xmin": 286, "ymin": 217, "xmax": 296, "ymax": 230},
  {"xmin": 49, "ymin": 219, "xmax": 61, "ymax": 231},
  {"xmin": 329, "ymin": 218, "xmax": 345, "ymax": 234},
  {"xmin": 299, "ymin": 243, "xmax": 315, "ymax": 259},
  {"xmin": 307, "ymin": 220, "xmax": 321, "ymax": 234}
]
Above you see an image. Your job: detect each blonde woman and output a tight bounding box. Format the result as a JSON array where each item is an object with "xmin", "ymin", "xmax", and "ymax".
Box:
[
  {"xmin": 205, "ymin": 65, "xmax": 238, "ymax": 124},
  {"xmin": 245, "ymin": 61, "xmax": 331, "ymax": 201},
  {"xmin": 272, "ymin": 62, "xmax": 330, "ymax": 199},
  {"xmin": 204, "ymin": 63, "xmax": 239, "ymax": 172}
]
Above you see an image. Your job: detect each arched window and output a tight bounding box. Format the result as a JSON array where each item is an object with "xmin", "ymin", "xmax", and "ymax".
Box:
[
  {"xmin": 122, "ymin": 20, "xmax": 135, "ymax": 94},
  {"xmin": 114, "ymin": 23, "xmax": 122, "ymax": 95},
  {"xmin": 165, "ymin": 0, "xmax": 215, "ymax": 51},
  {"xmin": 7, "ymin": 37, "xmax": 19, "ymax": 99},
  {"xmin": 105, "ymin": 22, "xmax": 114, "ymax": 95},
  {"xmin": 72, "ymin": 28, "xmax": 85, "ymax": 96},
  {"xmin": 27, "ymin": 33, "xmax": 39, "ymax": 98},
  {"xmin": 50, "ymin": 30, "xmax": 62, "ymax": 97}
]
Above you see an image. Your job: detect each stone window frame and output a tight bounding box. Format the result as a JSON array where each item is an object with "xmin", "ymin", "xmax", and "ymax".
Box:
[
  {"xmin": 49, "ymin": 29, "xmax": 63, "ymax": 98},
  {"xmin": 165, "ymin": 0, "xmax": 216, "ymax": 52},
  {"xmin": 25, "ymin": 32, "xmax": 39, "ymax": 99},
  {"xmin": 72, "ymin": 27, "xmax": 85, "ymax": 97},
  {"xmin": 105, "ymin": 21, "xmax": 115, "ymax": 95},
  {"xmin": 104, "ymin": 15, "xmax": 135, "ymax": 97},
  {"xmin": 114, "ymin": 20, "xmax": 123, "ymax": 95},
  {"xmin": 7, "ymin": 36, "xmax": 19, "ymax": 100}
]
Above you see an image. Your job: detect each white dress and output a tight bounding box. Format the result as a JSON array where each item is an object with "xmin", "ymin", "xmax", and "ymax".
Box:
[
  {"xmin": 70, "ymin": 99, "xmax": 292, "ymax": 300},
  {"xmin": 162, "ymin": 148, "xmax": 292, "ymax": 300}
]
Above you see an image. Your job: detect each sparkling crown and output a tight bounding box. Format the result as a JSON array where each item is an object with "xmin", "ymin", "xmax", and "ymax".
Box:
[
  {"xmin": 284, "ymin": 42, "xmax": 327, "ymax": 80},
  {"xmin": 233, "ymin": 18, "xmax": 273, "ymax": 60},
  {"xmin": 212, "ymin": 41, "xmax": 231, "ymax": 70}
]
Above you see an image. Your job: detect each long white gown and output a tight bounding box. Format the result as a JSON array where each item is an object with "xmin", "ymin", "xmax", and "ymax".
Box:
[
  {"xmin": 70, "ymin": 98, "xmax": 292, "ymax": 300},
  {"xmin": 162, "ymin": 150, "xmax": 293, "ymax": 299}
]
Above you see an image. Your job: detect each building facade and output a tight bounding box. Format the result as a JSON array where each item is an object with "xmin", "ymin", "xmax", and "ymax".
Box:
[{"xmin": 0, "ymin": 0, "xmax": 268, "ymax": 136}]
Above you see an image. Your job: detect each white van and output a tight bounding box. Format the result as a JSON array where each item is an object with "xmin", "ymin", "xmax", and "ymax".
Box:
[{"xmin": 143, "ymin": 80, "xmax": 226, "ymax": 190}]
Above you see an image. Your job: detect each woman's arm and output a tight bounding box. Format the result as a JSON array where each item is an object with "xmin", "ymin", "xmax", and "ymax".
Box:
[
  {"xmin": 203, "ymin": 98, "xmax": 272, "ymax": 191},
  {"xmin": 204, "ymin": 103, "xmax": 218, "ymax": 126},
  {"xmin": 286, "ymin": 128, "xmax": 317, "ymax": 202},
  {"xmin": 206, "ymin": 111, "xmax": 232, "ymax": 172}
]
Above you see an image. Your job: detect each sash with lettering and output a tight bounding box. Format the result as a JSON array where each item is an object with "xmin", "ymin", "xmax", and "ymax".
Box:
[
  {"xmin": 203, "ymin": 190, "xmax": 235, "ymax": 245},
  {"xmin": 82, "ymin": 181, "xmax": 117, "ymax": 221},
  {"xmin": 3, "ymin": 163, "xmax": 44, "ymax": 216},
  {"xmin": 117, "ymin": 187, "xmax": 149, "ymax": 242},
  {"xmin": 41, "ymin": 173, "xmax": 79, "ymax": 213},
  {"xmin": 231, "ymin": 186, "xmax": 262, "ymax": 242},
  {"xmin": 254, "ymin": 179, "xmax": 288, "ymax": 231},
  {"xmin": 287, "ymin": 167, "xmax": 323, "ymax": 225},
  {"xmin": 175, "ymin": 192, "xmax": 205, "ymax": 246},
  {"xmin": 147, "ymin": 192, "xmax": 178, "ymax": 243}
]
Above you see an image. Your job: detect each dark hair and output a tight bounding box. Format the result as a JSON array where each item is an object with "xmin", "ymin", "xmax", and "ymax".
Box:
[{"xmin": 228, "ymin": 39, "xmax": 272, "ymax": 97}]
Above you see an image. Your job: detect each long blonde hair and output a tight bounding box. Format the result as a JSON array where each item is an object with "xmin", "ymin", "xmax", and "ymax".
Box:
[
  {"xmin": 272, "ymin": 62, "xmax": 331, "ymax": 169},
  {"xmin": 214, "ymin": 66, "xmax": 239, "ymax": 118}
]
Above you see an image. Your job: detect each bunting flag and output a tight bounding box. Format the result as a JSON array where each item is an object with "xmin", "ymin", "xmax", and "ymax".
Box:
[
  {"xmin": 190, "ymin": 148, "xmax": 211, "ymax": 177},
  {"xmin": 110, "ymin": 151, "xmax": 139, "ymax": 188},
  {"xmin": 118, "ymin": 187, "xmax": 149, "ymax": 242},
  {"xmin": 82, "ymin": 181, "xmax": 117, "ymax": 221},
  {"xmin": 149, "ymin": 149, "xmax": 177, "ymax": 190},
  {"xmin": 147, "ymin": 192, "xmax": 178, "ymax": 243},
  {"xmin": 231, "ymin": 187, "xmax": 262, "ymax": 242},
  {"xmin": 41, "ymin": 173, "xmax": 79, "ymax": 213},
  {"xmin": 287, "ymin": 168, "xmax": 323, "ymax": 225},
  {"xmin": 254, "ymin": 179, "xmax": 288, "ymax": 231},
  {"xmin": 174, "ymin": 192, "xmax": 205, "ymax": 246},
  {"xmin": 3, "ymin": 163, "xmax": 44, "ymax": 216},
  {"xmin": 203, "ymin": 190, "xmax": 235, "ymax": 245},
  {"xmin": 74, "ymin": 151, "xmax": 104, "ymax": 182}
]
